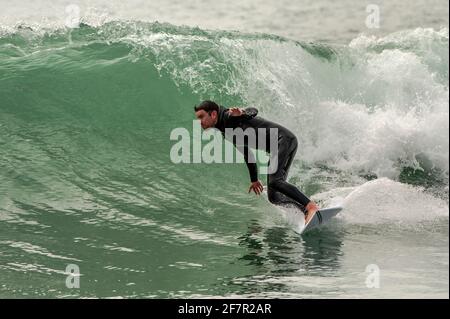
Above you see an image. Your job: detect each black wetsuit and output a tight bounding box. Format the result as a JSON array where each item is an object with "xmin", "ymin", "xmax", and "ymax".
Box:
[{"xmin": 214, "ymin": 105, "xmax": 311, "ymax": 211}]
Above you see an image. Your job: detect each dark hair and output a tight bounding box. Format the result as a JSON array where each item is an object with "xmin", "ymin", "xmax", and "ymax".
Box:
[{"xmin": 194, "ymin": 100, "xmax": 219, "ymax": 114}]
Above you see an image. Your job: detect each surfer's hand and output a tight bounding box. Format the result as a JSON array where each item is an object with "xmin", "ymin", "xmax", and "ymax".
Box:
[
  {"xmin": 227, "ymin": 107, "xmax": 244, "ymax": 117},
  {"xmin": 248, "ymin": 180, "xmax": 264, "ymax": 195}
]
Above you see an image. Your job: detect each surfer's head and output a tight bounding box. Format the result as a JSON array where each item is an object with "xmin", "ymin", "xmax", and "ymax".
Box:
[{"xmin": 194, "ymin": 100, "xmax": 219, "ymax": 129}]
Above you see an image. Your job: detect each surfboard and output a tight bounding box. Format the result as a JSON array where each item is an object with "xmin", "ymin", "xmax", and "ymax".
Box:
[{"xmin": 300, "ymin": 206, "xmax": 343, "ymax": 234}]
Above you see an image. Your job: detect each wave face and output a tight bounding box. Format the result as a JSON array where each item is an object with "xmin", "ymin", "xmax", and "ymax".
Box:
[{"xmin": 0, "ymin": 21, "xmax": 448, "ymax": 298}]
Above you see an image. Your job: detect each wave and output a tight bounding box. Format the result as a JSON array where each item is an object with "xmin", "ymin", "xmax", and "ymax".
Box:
[{"xmin": 0, "ymin": 21, "xmax": 448, "ymax": 209}]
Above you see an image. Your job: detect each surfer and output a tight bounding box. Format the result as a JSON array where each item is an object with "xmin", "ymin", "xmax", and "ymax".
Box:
[{"xmin": 194, "ymin": 100, "xmax": 319, "ymax": 224}]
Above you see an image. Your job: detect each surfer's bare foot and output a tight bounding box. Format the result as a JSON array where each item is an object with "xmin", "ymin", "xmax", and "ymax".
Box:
[{"xmin": 304, "ymin": 201, "xmax": 319, "ymax": 225}]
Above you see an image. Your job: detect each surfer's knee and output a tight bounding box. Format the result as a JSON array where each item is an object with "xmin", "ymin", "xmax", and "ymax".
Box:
[
  {"xmin": 267, "ymin": 187, "xmax": 281, "ymax": 204},
  {"xmin": 267, "ymin": 179, "xmax": 286, "ymax": 199}
]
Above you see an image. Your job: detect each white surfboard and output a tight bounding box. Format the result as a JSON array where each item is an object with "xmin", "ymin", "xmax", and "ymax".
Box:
[{"xmin": 300, "ymin": 206, "xmax": 342, "ymax": 234}]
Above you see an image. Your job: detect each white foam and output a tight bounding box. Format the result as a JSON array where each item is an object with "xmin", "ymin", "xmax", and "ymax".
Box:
[
  {"xmin": 234, "ymin": 29, "xmax": 449, "ymax": 183},
  {"xmin": 339, "ymin": 178, "xmax": 448, "ymax": 224}
]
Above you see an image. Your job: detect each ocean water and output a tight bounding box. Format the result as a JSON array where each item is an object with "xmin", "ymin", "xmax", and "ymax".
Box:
[{"xmin": 0, "ymin": 1, "xmax": 448, "ymax": 298}]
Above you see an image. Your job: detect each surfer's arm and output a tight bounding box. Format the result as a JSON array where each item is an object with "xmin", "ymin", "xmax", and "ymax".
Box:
[{"xmin": 235, "ymin": 144, "xmax": 258, "ymax": 183}]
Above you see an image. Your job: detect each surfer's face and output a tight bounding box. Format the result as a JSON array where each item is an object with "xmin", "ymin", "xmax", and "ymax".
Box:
[{"xmin": 195, "ymin": 110, "xmax": 217, "ymax": 129}]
